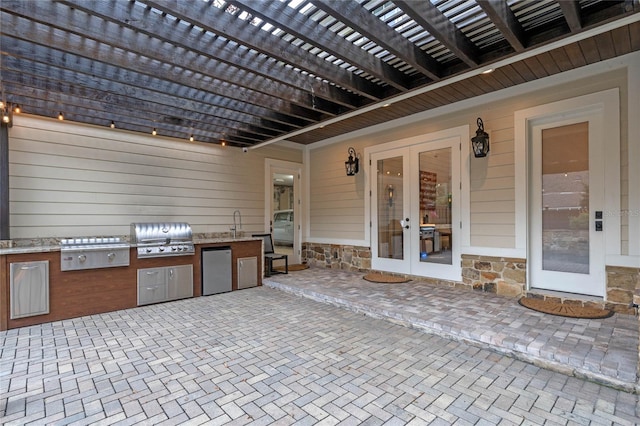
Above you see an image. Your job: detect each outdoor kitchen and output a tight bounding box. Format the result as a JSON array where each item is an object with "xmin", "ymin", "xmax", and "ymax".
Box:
[{"xmin": 0, "ymin": 222, "xmax": 263, "ymax": 331}]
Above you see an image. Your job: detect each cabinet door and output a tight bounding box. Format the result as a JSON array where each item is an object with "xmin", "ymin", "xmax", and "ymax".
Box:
[
  {"xmin": 137, "ymin": 268, "xmax": 167, "ymax": 305},
  {"xmin": 238, "ymin": 257, "xmax": 258, "ymax": 289},
  {"xmin": 167, "ymin": 265, "xmax": 193, "ymax": 300},
  {"xmin": 10, "ymin": 261, "xmax": 49, "ymax": 319}
]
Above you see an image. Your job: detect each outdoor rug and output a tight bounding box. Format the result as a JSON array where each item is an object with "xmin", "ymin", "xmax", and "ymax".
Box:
[
  {"xmin": 518, "ymin": 297, "xmax": 614, "ymax": 319},
  {"xmin": 274, "ymin": 264, "xmax": 309, "ymax": 272},
  {"xmin": 363, "ymin": 273, "xmax": 411, "ymax": 284}
]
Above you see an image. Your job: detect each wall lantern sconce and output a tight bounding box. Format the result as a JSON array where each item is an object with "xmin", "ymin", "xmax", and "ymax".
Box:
[
  {"xmin": 471, "ymin": 117, "xmax": 490, "ymax": 158},
  {"xmin": 1, "ymin": 108, "xmax": 11, "ymax": 125},
  {"xmin": 387, "ymin": 184, "xmax": 394, "ymax": 207},
  {"xmin": 345, "ymin": 147, "xmax": 359, "ymax": 176},
  {"xmin": 1, "ymin": 102, "xmax": 17, "ymax": 127}
]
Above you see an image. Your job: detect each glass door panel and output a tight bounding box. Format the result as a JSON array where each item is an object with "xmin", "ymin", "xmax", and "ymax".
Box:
[
  {"xmin": 541, "ymin": 123, "xmax": 589, "ymax": 274},
  {"xmin": 418, "ymin": 148, "xmax": 452, "ymax": 265},
  {"xmin": 377, "ymin": 156, "xmax": 404, "ymax": 260}
]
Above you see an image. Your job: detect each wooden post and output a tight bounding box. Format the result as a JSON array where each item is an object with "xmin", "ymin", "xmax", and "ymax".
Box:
[{"xmin": 0, "ymin": 123, "xmax": 9, "ymax": 240}]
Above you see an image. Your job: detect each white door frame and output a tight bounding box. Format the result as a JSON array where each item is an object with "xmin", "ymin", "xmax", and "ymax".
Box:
[
  {"xmin": 265, "ymin": 159, "xmax": 302, "ymax": 264},
  {"xmin": 365, "ymin": 126, "xmax": 469, "ymax": 281},
  {"xmin": 515, "ymin": 89, "xmax": 620, "ymax": 297}
]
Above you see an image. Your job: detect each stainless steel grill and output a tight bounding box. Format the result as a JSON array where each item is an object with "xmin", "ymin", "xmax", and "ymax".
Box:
[
  {"xmin": 60, "ymin": 237, "xmax": 130, "ymax": 271},
  {"xmin": 131, "ymin": 222, "xmax": 195, "ymax": 258}
]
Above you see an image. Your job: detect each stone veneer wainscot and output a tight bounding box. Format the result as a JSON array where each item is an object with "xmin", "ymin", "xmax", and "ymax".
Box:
[
  {"xmin": 461, "ymin": 255, "xmax": 527, "ymax": 297},
  {"xmin": 606, "ymin": 266, "xmax": 640, "ymax": 314},
  {"xmin": 302, "ymin": 242, "xmax": 371, "ymax": 271}
]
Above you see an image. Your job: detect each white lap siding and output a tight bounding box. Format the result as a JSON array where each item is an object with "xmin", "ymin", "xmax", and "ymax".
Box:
[{"xmin": 8, "ymin": 115, "xmax": 301, "ymax": 238}]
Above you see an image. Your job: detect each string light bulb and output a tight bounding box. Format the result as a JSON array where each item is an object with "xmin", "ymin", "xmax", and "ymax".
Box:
[
  {"xmin": 221, "ymin": 140, "xmax": 226, "ymax": 147},
  {"xmin": 58, "ymin": 112, "xmax": 64, "ymax": 120},
  {"xmin": 189, "ymin": 134, "xmax": 194, "ymax": 142},
  {"xmin": 13, "ymin": 105, "xmax": 21, "ymax": 114},
  {"xmin": 152, "ymin": 127, "xmax": 157, "ymax": 136},
  {"xmin": 2, "ymin": 110, "xmax": 10, "ymax": 124},
  {"xmin": 110, "ymin": 121, "xmax": 115, "ymax": 129}
]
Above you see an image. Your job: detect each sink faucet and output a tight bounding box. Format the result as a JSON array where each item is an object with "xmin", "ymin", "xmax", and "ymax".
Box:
[{"xmin": 231, "ymin": 210, "xmax": 242, "ymax": 238}]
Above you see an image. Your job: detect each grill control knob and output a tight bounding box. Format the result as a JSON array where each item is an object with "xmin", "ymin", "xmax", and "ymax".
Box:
[
  {"xmin": 146, "ymin": 248, "xmax": 152, "ymax": 253},
  {"xmin": 159, "ymin": 247, "xmax": 165, "ymax": 252},
  {"xmin": 107, "ymin": 252, "xmax": 116, "ymax": 261},
  {"xmin": 78, "ymin": 254, "xmax": 86, "ymax": 263},
  {"xmin": 171, "ymin": 246, "xmax": 177, "ymax": 251}
]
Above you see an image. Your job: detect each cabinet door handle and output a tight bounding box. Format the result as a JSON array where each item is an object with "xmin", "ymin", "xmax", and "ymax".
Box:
[
  {"xmin": 145, "ymin": 271, "xmax": 159, "ymax": 275},
  {"xmin": 169, "ymin": 269, "xmax": 173, "ymax": 278},
  {"xmin": 20, "ymin": 265, "xmax": 40, "ymax": 270}
]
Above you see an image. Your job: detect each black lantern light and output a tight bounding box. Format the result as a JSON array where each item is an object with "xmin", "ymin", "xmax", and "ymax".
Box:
[
  {"xmin": 345, "ymin": 147, "xmax": 359, "ymax": 176},
  {"xmin": 471, "ymin": 117, "xmax": 490, "ymax": 158}
]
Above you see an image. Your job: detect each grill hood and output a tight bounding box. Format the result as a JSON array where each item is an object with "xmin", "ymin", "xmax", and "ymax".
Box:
[{"xmin": 131, "ymin": 222, "xmax": 195, "ymax": 257}]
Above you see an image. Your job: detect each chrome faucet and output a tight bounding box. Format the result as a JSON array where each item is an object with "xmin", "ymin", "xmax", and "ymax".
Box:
[{"xmin": 231, "ymin": 210, "xmax": 242, "ymax": 238}]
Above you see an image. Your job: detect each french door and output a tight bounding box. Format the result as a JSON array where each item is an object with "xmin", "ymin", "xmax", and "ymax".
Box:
[
  {"xmin": 529, "ymin": 111, "xmax": 606, "ymax": 296},
  {"xmin": 371, "ymin": 137, "xmax": 461, "ymax": 281}
]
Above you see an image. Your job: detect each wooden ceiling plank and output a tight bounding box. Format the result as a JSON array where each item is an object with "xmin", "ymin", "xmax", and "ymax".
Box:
[
  {"xmin": 477, "ymin": 73, "xmax": 507, "ymax": 92},
  {"xmin": 593, "ymin": 32, "xmax": 618, "ymax": 62},
  {"xmin": 500, "ymin": 64, "xmax": 529, "ymax": 86},
  {"xmin": 310, "ymin": 0, "xmax": 441, "ymax": 80},
  {"xmin": 488, "ymin": 67, "xmax": 521, "ymax": 88},
  {"xmin": 521, "ymin": 56, "xmax": 550, "ymax": 80},
  {"xmin": 394, "ymin": 0, "xmax": 480, "ymax": 67},
  {"xmin": 535, "ymin": 51, "xmax": 562, "ymax": 76},
  {"xmin": 558, "ymin": 0, "xmax": 582, "ymax": 32},
  {"xmin": 630, "ymin": 22, "xmax": 640, "ymax": 51},
  {"xmin": 464, "ymin": 73, "xmax": 497, "ymax": 95},
  {"xmin": 228, "ymin": 0, "xmax": 412, "ymax": 91},
  {"xmin": 562, "ymin": 43, "xmax": 588, "ymax": 69},
  {"xmin": 450, "ymin": 76, "xmax": 487, "ymax": 98},
  {"xmin": 434, "ymin": 85, "xmax": 468, "ymax": 104},
  {"xmin": 610, "ymin": 26, "xmax": 632, "ymax": 56},
  {"xmin": 547, "ymin": 46, "xmax": 577, "ymax": 73},
  {"xmin": 139, "ymin": 0, "xmax": 384, "ymax": 103},
  {"xmin": 578, "ymin": 38, "xmax": 602, "ymax": 64},
  {"xmin": 1, "ymin": 1, "xmax": 340, "ymax": 117},
  {"xmin": 476, "ymin": 0, "xmax": 526, "ymax": 52}
]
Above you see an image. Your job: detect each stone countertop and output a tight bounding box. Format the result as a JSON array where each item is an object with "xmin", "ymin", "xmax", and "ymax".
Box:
[
  {"xmin": 194, "ymin": 237, "xmax": 262, "ymax": 245},
  {"xmin": 0, "ymin": 245, "xmax": 62, "ymax": 255},
  {"xmin": 0, "ymin": 237, "xmax": 263, "ymax": 256}
]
